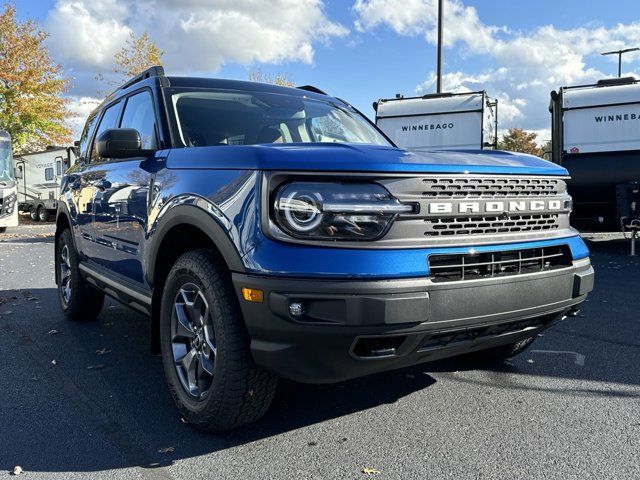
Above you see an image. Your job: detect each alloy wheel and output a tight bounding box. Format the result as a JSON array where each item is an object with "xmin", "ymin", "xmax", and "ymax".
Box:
[
  {"xmin": 59, "ymin": 245, "xmax": 72, "ymax": 306},
  {"xmin": 171, "ymin": 283, "xmax": 216, "ymax": 399}
]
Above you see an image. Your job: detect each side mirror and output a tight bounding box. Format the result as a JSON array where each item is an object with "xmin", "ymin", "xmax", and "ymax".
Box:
[
  {"xmin": 14, "ymin": 167, "xmax": 23, "ymax": 179},
  {"xmin": 96, "ymin": 128, "xmax": 155, "ymax": 159}
]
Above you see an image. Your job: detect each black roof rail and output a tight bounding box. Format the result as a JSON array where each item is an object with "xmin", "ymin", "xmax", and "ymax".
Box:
[
  {"xmin": 596, "ymin": 76, "xmax": 638, "ymax": 87},
  {"xmin": 119, "ymin": 65, "xmax": 165, "ymax": 91},
  {"xmin": 296, "ymin": 85, "xmax": 327, "ymax": 95}
]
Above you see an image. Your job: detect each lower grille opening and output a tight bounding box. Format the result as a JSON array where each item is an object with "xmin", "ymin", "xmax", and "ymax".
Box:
[
  {"xmin": 352, "ymin": 336, "xmax": 407, "ymax": 359},
  {"xmin": 418, "ymin": 314, "xmax": 557, "ymax": 352},
  {"xmin": 428, "ymin": 245, "xmax": 572, "ymax": 282}
]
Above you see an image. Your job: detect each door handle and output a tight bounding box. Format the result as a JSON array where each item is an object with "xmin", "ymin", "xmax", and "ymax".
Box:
[{"xmin": 95, "ymin": 179, "xmax": 112, "ymax": 190}]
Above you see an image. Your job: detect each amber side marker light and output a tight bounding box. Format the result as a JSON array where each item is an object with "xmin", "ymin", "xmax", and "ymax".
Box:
[{"xmin": 242, "ymin": 287, "xmax": 264, "ymax": 303}]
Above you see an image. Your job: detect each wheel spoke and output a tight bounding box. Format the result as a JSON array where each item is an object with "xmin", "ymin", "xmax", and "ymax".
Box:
[
  {"xmin": 199, "ymin": 351, "xmax": 214, "ymax": 376},
  {"xmin": 173, "ymin": 304, "xmax": 196, "ymax": 340},
  {"xmin": 181, "ymin": 348, "xmax": 198, "ymax": 394}
]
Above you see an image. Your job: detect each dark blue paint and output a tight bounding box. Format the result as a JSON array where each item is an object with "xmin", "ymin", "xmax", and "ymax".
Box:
[
  {"xmin": 244, "ymin": 234, "xmax": 589, "ymax": 279},
  {"xmin": 166, "ymin": 143, "xmax": 568, "ymax": 176}
]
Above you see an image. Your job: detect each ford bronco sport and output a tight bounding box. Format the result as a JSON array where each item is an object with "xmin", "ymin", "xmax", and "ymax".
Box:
[{"xmin": 55, "ymin": 66, "xmax": 594, "ymax": 432}]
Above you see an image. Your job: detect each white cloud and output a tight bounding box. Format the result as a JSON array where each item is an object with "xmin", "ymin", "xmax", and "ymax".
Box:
[
  {"xmin": 44, "ymin": 0, "xmax": 348, "ymax": 138},
  {"xmin": 66, "ymin": 96, "xmax": 101, "ymax": 139},
  {"xmin": 46, "ymin": 0, "xmax": 347, "ymax": 79},
  {"xmin": 354, "ymin": 0, "xmax": 640, "ymax": 131}
]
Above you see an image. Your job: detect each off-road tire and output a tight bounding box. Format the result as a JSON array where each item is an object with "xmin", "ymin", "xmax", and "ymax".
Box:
[
  {"xmin": 160, "ymin": 249, "xmax": 278, "ymax": 433},
  {"xmin": 56, "ymin": 228, "xmax": 105, "ymax": 321}
]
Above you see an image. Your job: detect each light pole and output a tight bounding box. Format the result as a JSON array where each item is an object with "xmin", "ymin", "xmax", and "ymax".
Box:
[
  {"xmin": 436, "ymin": 0, "xmax": 443, "ymax": 93},
  {"xmin": 601, "ymin": 47, "xmax": 639, "ymax": 77}
]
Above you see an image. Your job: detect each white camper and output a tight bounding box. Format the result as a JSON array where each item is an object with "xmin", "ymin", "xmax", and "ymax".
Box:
[
  {"xmin": 14, "ymin": 147, "xmax": 74, "ymax": 222},
  {"xmin": 374, "ymin": 91, "xmax": 498, "ymax": 151},
  {"xmin": 0, "ymin": 130, "xmax": 18, "ymax": 232},
  {"xmin": 549, "ymin": 77, "xmax": 640, "ymax": 229}
]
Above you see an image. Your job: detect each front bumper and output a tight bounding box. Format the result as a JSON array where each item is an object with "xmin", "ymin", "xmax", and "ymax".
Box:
[{"xmin": 233, "ymin": 258, "xmax": 594, "ymax": 383}]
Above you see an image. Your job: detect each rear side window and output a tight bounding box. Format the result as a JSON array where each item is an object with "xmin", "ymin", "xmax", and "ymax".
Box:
[
  {"xmin": 45, "ymin": 167, "xmax": 54, "ymax": 181},
  {"xmin": 120, "ymin": 91, "xmax": 157, "ymax": 149},
  {"xmin": 91, "ymin": 102, "xmax": 122, "ymax": 162},
  {"xmin": 78, "ymin": 114, "xmax": 99, "ymax": 161}
]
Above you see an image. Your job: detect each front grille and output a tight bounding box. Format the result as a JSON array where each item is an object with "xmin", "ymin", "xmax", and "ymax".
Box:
[
  {"xmin": 428, "ymin": 245, "xmax": 572, "ymax": 282},
  {"xmin": 422, "ymin": 176, "xmax": 561, "ymax": 198},
  {"xmin": 418, "ymin": 314, "xmax": 558, "ymax": 352},
  {"xmin": 425, "ymin": 213, "xmax": 561, "ymax": 237}
]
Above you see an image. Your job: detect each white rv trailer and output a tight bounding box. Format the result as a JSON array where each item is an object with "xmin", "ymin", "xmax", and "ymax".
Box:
[
  {"xmin": 374, "ymin": 91, "xmax": 498, "ymax": 151},
  {"xmin": 14, "ymin": 147, "xmax": 74, "ymax": 222},
  {"xmin": 549, "ymin": 77, "xmax": 640, "ymax": 230},
  {"xmin": 0, "ymin": 130, "xmax": 18, "ymax": 232}
]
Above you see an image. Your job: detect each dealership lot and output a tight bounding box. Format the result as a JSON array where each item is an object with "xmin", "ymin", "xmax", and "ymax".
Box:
[{"xmin": 0, "ymin": 226, "xmax": 638, "ymax": 479}]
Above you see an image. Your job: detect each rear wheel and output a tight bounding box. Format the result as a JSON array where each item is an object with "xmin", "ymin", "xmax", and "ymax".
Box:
[
  {"xmin": 38, "ymin": 207, "xmax": 50, "ymax": 222},
  {"xmin": 160, "ymin": 249, "xmax": 278, "ymax": 432},
  {"xmin": 57, "ymin": 229, "xmax": 104, "ymax": 321},
  {"xmin": 30, "ymin": 208, "xmax": 38, "ymax": 221},
  {"xmin": 0, "ymin": 227, "xmax": 6, "ymax": 233}
]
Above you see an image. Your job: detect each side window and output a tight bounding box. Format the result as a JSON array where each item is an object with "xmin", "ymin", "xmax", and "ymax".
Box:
[
  {"xmin": 45, "ymin": 167, "xmax": 54, "ymax": 181},
  {"xmin": 55, "ymin": 158, "xmax": 62, "ymax": 176},
  {"xmin": 77, "ymin": 114, "xmax": 99, "ymax": 161},
  {"xmin": 120, "ymin": 91, "xmax": 157, "ymax": 149},
  {"xmin": 90, "ymin": 102, "xmax": 122, "ymax": 162}
]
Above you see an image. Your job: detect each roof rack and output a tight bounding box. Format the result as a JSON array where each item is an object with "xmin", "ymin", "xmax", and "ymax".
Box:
[
  {"xmin": 596, "ymin": 77, "xmax": 638, "ymax": 87},
  {"xmin": 296, "ymin": 85, "xmax": 327, "ymax": 95},
  {"xmin": 119, "ymin": 65, "xmax": 165, "ymax": 91}
]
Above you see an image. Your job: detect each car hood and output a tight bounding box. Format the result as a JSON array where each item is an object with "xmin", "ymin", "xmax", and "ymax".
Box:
[{"xmin": 165, "ymin": 143, "xmax": 568, "ymax": 176}]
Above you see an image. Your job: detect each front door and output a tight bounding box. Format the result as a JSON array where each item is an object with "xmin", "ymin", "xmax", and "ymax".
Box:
[{"xmin": 91, "ymin": 90, "xmax": 158, "ymax": 286}]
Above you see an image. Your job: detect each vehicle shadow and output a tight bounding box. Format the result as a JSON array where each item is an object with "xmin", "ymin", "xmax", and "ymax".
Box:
[
  {"xmin": 0, "ymin": 286, "xmax": 437, "ymax": 474},
  {"xmin": 0, "ymin": 236, "xmax": 637, "ymax": 474}
]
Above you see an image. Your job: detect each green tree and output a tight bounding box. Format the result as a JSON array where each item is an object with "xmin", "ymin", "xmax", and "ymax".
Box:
[
  {"xmin": 0, "ymin": 3, "xmax": 71, "ymax": 153},
  {"xmin": 497, "ymin": 128, "xmax": 543, "ymax": 157}
]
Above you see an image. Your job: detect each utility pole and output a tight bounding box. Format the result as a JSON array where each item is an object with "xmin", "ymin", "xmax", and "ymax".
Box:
[
  {"xmin": 436, "ymin": 0, "xmax": 443, "ymax": 93},
  {"xmin": 601, "ymin": 47, "xmax": 639, "ymax": 77}
]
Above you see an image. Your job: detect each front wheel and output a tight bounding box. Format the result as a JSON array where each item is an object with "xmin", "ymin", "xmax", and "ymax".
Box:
[
  {"xmin": 0, "ymin": 227, "xmax": 6, "ymax": 234},
  {"xmin": 160, "ymin": 249, "xmax": 278, "ymax": 432},
  {"xmin": 57, "ymin": 229, "xmax": 105, "ymax": 321}
]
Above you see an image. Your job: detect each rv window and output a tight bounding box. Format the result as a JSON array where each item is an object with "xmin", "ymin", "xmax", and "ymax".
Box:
[
  {"xmin": 91, "ymin": 101, "xmax": 122, "ymax": 162},
  {"xmin": 45, "ymin": 167, "xmax": 54, "ymax": 181},
  {"xmin": 120, "ymin": 91, "xmax": 157, "ymax": 149},
  {"xmin": 56, "ymin": 159, "xmax": 62, "ymax": 176}
]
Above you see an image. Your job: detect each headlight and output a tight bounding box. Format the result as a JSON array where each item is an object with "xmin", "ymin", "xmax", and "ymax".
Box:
[{"xmin": 273, "ymin": 182, "xmax": 413, "ymax": 241}]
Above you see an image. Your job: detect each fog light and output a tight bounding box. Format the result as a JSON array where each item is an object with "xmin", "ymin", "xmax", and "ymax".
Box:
[
  {"xmin": 289, "ymin": 301, "xmax": 304, "ymax": 317},
  {"xmin": 241, "ymin": 287, "xmax": 263, "ymax": 303}
]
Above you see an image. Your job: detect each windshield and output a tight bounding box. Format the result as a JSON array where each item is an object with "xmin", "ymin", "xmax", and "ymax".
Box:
[
  {"xmin": 0, "ymin": 139, "xmax": 13, "ymax": 183},
  {"xmin": 168, "ymin": 88, "xmax": 390, "ymax": 148}
]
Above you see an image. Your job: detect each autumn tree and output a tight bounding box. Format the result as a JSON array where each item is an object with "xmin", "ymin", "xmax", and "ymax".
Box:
[
  {"xmin": 96, "ymin": 32, "xmax": 164, "ymax": 92},
  {"xmin": 497, "ymin": 128, "xmax": 543, "ymax": 157},
  {"xmin": 0, "ymin": 4, "xmax": 71, "ymax": 153},
  {"xmin": 248, "ymin": 69, "xmax": 295, "ymax": 87}
]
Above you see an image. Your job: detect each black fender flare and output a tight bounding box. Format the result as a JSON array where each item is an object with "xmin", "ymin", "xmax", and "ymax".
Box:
[{"xmin": 145, "ymin": 203, "xmax": 246, "ymax": 288}]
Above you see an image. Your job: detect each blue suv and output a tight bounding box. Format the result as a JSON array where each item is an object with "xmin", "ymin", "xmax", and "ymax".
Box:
[{"xmin": 56, "ymin": 66, "xmax": 594, "ymax": 432}]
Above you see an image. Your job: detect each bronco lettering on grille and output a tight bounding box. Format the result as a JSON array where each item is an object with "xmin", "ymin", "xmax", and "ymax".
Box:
[{"xmin": 428, "ymin": 199, "xmax": 564, "ymax": 215}]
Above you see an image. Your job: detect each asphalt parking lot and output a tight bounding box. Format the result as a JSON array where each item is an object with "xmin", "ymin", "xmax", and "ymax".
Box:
[{"xmin": 0, "ymin": 224, "xmax": 638, "ymax": 479}]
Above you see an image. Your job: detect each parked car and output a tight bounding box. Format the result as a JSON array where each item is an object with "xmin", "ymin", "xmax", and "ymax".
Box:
[{"xmin": 56, "ymin": 66, "xmax": 594, "ymax": 432}]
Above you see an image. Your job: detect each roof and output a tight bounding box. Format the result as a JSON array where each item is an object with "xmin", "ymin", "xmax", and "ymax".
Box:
[{"xmin": 14, "ymin": 146, "xmax": 68, "ymax": 158}]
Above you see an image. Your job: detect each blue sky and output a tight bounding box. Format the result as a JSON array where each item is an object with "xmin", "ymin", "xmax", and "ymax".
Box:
[{"xmin": 14, "ymin": 0, "xmax": 640, "ymax": 139}]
